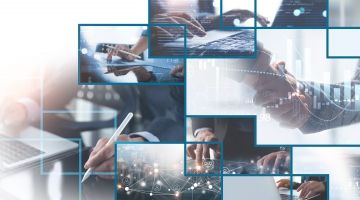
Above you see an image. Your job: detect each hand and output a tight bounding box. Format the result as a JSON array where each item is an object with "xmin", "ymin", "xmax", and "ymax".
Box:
[
  {"xmin": 250, "ymin": 58, "xmax": 311, "ymax": 128},
  {"xmin": 276, "ymin": 179, "xmax": 291, "ymax": 188},
  {"xmin": 107, "ymin": 44, "xmax": 137, "ymax": 61},
  {"xmin": 0, "ymin": 100, "xmax": 28, "ymax": 133},
  {"xmin": 221, "ymin": 9, "xmax": 270, "ymax": 27},
  {"xmin": 151, "ymin": 12, "xmax": 206, "ymax": 41},
  {"xmin": 112, "ymin": 66, "xmax": 153, "ymax": 82},
  {"xmin": 170, "ymin": 64, "xmax": 184, "ymax": 79},
  {"xmin": 257, "ymin": 151, "xmax": 290, "ymax": 174},
  {"xmin": 186, "ymin": 130, "xmax": 221, "ymax": 169},
  {"xmin": 84, "ymin": 135, "xmax": 144, "ymax": 179},
  {"xmin": 297, "ymin": 181, "xmax": 325, "ymax": 199}
]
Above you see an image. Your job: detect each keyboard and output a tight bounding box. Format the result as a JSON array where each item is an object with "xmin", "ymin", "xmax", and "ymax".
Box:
[
  {"xmin": 187, "ymin": 30, "xmax": 255, "ymax": 56},
  {"xmin": 0, "ymin": 135, "xmax": 43, "ymax": 170},
  {"xmin": 280, "ymin": 194, "xmax": 300, "ymax": 200}
]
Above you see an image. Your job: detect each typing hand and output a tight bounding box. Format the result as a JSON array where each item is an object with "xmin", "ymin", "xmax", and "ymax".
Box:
[
  {"xmin": 257, "ymin": 151, "xmax": 289, "ymax": 174},
  {"xmin": 0, "ymin": 99, "xmax": 28, "ymax": 134},
  {"xmin": 107, "ymin": 44, "xmax": 137, "ymax": 61},
  {"xmin": 297, "ymin": 181, "xmax": 325, "ymax": 199},
  {"xmin": 152, "ymin": 12, "xmax": 206, "ymax": 41},
  {"xmin": 186, "ymin": 130, "xmax": 221, "ymax": 171},
  {"xmin": 170, "ymin": 64, "xmax": 184, "ymax": 79},
  {"xmin": 276, "ymin": 179, "xmax": 291, "ymax": 188},
  {"xmin": 221, "ymin": 9, "xmax": 270, "ymax": 27},
  {"xmin": 84, "ymin": 135, "xmax": 144, "ymax": 179}
]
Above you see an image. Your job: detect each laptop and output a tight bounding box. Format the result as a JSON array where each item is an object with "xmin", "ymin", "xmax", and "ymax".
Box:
[
  {"xmin": 160, "ymin": 29, "xmax": 255, "ymax": 57},
  {"xmin": 0, "ymin": 127, "xmax": 78, "ymax": 174},
  {"xmin": 224, "ymin": 176, "xmax": 300, "ymax": 200}
]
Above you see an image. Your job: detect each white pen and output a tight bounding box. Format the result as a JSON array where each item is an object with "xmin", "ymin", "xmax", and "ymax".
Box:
[
  {"xmin": 81, "ymin": 112, "xmax": 134, "ymax": 183},
  {"xmin": 105, "ymin": 45, "xmax": 142, "ymax": 59}
]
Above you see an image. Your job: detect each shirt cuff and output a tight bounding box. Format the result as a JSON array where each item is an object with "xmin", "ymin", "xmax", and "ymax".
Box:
[
  {"xmin": 16, "ymin": 98, "xmax": 40, "ymax": 123},
  {"xmin": 193, "ymin": 127, "xmax": 213, "ymax": 138},
  {"xmin": 129, "ymin": 131, "xmax": 160, "ymax": 142}
]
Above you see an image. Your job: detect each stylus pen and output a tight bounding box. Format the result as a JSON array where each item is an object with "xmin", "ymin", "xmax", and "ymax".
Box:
[
  {"xmin": 81, "ymin": 112, "xmax": 134, "ymax": 183},
  {"xmin": 105, "ymin": 45, "xmax": 142, "ymax": 59}
]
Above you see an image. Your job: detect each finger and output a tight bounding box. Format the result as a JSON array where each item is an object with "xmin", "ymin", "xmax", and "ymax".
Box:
[
  {"xmin": 253, "ymin": 90, "xmax": 278, "ymax": 106},
  {"xmin": 272, "ymin": 154, "xmax": 283, "ymax": 172},
  {"xmin": 299, "ymin": 185, "xmax": 309, "ymax": 198},
  {"xmin": 257, "ymin": 157, "xmax": 264, "ymax": 167},
  {"xmin": 195, "ymin": 144, "xmax": 203, "ymax": 166},
  {"xmin": 202, "ymin": 143, "xmax": 210, "ymax": 160},
  {"xmin": 266, "ymin": 101, "xmax": 293, "ymax": 119},
  {"xmin": 85, "ymin": 144, "xmax": 114, "ymax": 169},
  {"xmin": 297, "ymin": 183, "xmax": 306, "ymax": 192},
  {"xmin": 261, "ymin": 154, "xmax": 275, "ymax": 173},
  {"xmin": 94, "ymin": 158, "xmax": 115, "ymax": 179},
  {"xmin": 118, "ymin": 134, "xmax": 130, "ymax": 141},
  {"xmin": 304, "ymin": 190, "xmax": 315, "ymax": 199},
  {"xmin": 152, "ymin": 26, "xmax": 176, "ymax": 42},
  {"xmin": 186, "ymin": 144, "xmax": 197, "ymax": 159},
  {"xmin": 164, "ymin": 12, "xmax": 206, "ymax": 35},
  {"xmin": 169, "ymin": 17, "xmax": 200, "ymax": 38},
  {"xmin": 88, "ymin": 138, "xmax": 109, "ymax": 161}
]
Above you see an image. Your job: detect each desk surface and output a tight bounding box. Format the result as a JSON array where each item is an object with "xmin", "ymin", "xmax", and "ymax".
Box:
[{"xmin": 0, "ymin": 148, "xmax": 114, "ymax": 200}]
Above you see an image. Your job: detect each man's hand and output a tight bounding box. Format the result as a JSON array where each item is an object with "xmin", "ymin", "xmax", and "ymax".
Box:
[
  {"xmin": 0, "ymin": 100, "xmax": 28, "ymax": 133},
  {"xmin": 186, "ymin": 130, "xmax": 221, "ymax": 169},
  {"xmin": 107, "ymin": 44, "xmax": 137, "ymax": 61},
  {"xmin": 112, "ymin": 66, "xmax": 153, "ymax": 82},
  {"xmin": 152, "ymin": 12, "xmax": 206, "ymax": 41},
  {"xmin": 257, "ymin": 151, "xmax": 290, "ymax": 174},
  {"xmin": 170, "ymin": 64, "xmax": 184, "ymax": 79},
  {"xmin": 211, "ymin": 9, "xmax": 269, "ymax": 27},
  {"xmin": 276, "ymin": 179, "xmax": 291, "ymax": 188},
  {"xmin": 297, "ymin": 181, "xmax": 325, "ymax": 198},
  {"xmin": 247, "ymin": 52, "xmax": 311, "ymax": 129},
  {"xmin": 84, "ymin": 135, "xmax": 144, "ymax": 179}
]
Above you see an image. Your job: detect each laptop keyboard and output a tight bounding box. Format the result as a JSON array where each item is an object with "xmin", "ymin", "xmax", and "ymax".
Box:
[
  {"xmin": 280, "ymin": 194, "xmax": 300, "ymax": 200},
  {"xmin": 0, "ymin": 135, "xmax": 43, "ymax": 169},
  {"xmin": 188, "ymin": 30, "xmax": 255, "ymax": 56}
]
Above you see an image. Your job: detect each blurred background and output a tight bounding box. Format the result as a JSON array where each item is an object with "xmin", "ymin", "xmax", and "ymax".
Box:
[{"xmin": 329, "ymin": 0, "xmax": 360, "ymax": 26}]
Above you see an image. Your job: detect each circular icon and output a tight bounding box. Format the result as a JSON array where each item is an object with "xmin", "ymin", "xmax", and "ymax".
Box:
[
  {"xmin": 223, "ymin": 167, "xmax": 230, "ymax": 174},
  {"xmin": 172, "ymin": 184, "xmax": 181, "ymax": 191},
  {"xmin": 153, "ymin": 184, "xmax": 161, "ymax": 192},
  {"xmin": 122, "ymin": 177, "xmax": 131, "ymax": 186},
  {"xmin": 203, "ymin": 159, "xmax": 214, "ymax": 170}
]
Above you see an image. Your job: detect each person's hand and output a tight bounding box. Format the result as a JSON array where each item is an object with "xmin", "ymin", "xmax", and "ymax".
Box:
[
  {"xmin": 170, "ymin": 64, "xmax": 184, "ymax": 79},
  {"xmin": 257, "ymin": 151, "xmax": 290, "ymax": 174},
  {"xmin": 0, "ymin": 100, "xmax": 28, "ymax": 134},
  {"xmin": 276, "ymin": 179, "xmax": 291, "ymax": 188},
  {"xmin": 186, "ymin": 130, "xmax": 221, "ymax": 170},
  {"xmin": 248, "ymin": 54, "xmax": 311, "ymax": 128},
  {"xmin": 107, "ymin": 44, "xmax": 137, "ymax": 61},
  {"xmin": 112, "ymin": 66, "xmax": 153, "ymax": 82},
  {"xmin": 84, "ymin": 135, "xmax": 144, "ymax": 179},
  {"xmin": 297, "ymin": 181, "xmax": 325, "ymax": 199},
  {"xmin": 152, "ymin": 12, "xmax": 206, "ymax": 41}
]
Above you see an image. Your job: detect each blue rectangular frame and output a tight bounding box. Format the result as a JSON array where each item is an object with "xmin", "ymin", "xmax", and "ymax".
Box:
[{"xmin": 326, "ymin": 27, "xmax": 360, "ymax": 58}]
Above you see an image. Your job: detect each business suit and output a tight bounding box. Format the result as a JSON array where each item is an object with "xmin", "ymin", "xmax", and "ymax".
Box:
[{"xmin": 191, "ymin": 117, "xmax": 280, "ymax": 161}]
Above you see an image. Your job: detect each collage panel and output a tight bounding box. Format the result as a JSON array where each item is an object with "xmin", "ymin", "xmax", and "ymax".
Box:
[
  {"xmin": 291, "ymin": 174, "xmax": 329, "ymax": 200},
  {"xmin": 223, "ymin": 176, "xmax": 294, "ymax": 200},
  {"xmin": 327, "ymin": 28, "xmax": 360, "ymax": 58},
  {"xmin": 257, "ymin": 0, "xmax": 328, "ymax": 28},
  {"xmin": 115, "ymin": 143, "xmax": 222, "ymax": 200},
  {"xmin": 79, "ymin": 24, "xmax": 185, "ymax": 84},
  {"xmin": 148, "ymin": 0, "xmax": 256, "ymax": 58},
  {"xmin": 186, "ymin": 116, "xmax": 291, "ymax": 175},
  {"xmin": 293, "ymin": 147, "xmax": 360, "ymax": 199},
  {"xmin": 187, "ymin": 29, "xmax": 360, "ymax": 145},
  {"xmin": 185, "ymin": 141, "xmax": 223, "ymax": 176},
  {"xmin": 329, "ymin": 0, "xmax": 360, "ymax": 27}
]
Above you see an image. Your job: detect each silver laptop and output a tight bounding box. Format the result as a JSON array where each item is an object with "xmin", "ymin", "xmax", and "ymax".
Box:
[
  {"xmin": 0, "ymin": 127, "xmax": 78, "ymax": 173},
  {"xmin": 224, "ymin": 176, "xmax": 301, "ymax": 200}
]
